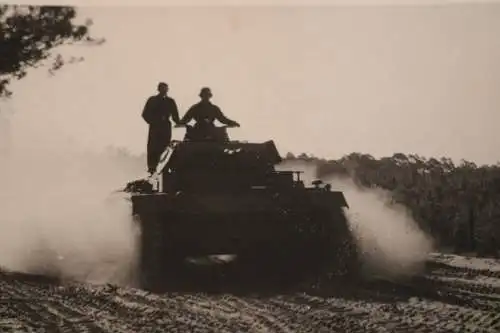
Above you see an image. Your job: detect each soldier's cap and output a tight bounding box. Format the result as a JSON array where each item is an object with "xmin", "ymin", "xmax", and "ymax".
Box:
[{"xmin": 158, "ymin": 82, "xmax": 168, "ymax": 89}]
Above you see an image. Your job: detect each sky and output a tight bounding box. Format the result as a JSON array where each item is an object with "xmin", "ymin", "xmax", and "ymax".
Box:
[{"xmin": 2, "ymin": 1, "xmax": 500, "ymax": 165}]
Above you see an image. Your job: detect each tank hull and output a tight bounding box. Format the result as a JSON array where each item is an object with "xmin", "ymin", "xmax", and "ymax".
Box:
[{"xmin": 131, "ymin": 189, "xmax": 358, "ymax": 291}]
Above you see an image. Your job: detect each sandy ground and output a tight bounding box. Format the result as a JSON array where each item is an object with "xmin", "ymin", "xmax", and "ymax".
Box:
[{"xmin": 0, "ymin": 253, "xmax": 499, "ymax": 333}]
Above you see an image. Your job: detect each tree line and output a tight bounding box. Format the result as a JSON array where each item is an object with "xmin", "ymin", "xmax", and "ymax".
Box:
[{"xmin": 284, "ymin": 152, "xmax": 500, "ymax": 258}]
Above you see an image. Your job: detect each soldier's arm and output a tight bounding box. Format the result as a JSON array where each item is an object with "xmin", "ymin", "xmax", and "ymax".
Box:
[
  {"xmin": 141, "ymin": 97, "xmax": 154, "ymax": 124},
  {"xmin": 214, "ymin": 106, "xmax": 239, "ymax": 126},
  {"xmin": 179, "ymin": 105, "xmax": 195, "ymax": 125},
  {"xmin": 170, "ymin": 98, "xmax": 181, "ymax": 124}
]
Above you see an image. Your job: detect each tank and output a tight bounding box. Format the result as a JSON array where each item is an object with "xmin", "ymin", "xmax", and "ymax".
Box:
[{"xmin": 125, "ymin": 125, "xmax": 359, "ymax": 291}]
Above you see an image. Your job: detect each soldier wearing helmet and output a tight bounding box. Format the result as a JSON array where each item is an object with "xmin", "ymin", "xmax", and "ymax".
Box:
[{"xmin": 178, "ymin": 87, "xmax": 240, "ymax": 129}]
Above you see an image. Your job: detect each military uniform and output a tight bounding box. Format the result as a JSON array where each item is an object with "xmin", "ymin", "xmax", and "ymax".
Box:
[
  {"xmin": 142, "ymin": 94, "xmax": 180, "ymax": 173},
  {"xmin": 180, "ymin": 101, "xmax": 239, "ymax": 128}
]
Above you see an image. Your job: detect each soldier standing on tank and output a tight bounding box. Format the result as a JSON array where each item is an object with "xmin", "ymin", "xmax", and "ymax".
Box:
[{"xmin": 142, "ymin": 82, "xmax": 181, "ymax": 174}]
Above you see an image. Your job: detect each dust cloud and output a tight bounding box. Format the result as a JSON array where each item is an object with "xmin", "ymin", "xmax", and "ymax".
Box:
[
  {"xmin": 0, "ymin": 101, "xmax": 143, "ymax": 287},
  {"xmin": 277, "ymin": 160, "xmax": 434, "ymax": 278},
  {"xmin": 328, "ymin": 176, "xmax": 434, "ymax": 277}
]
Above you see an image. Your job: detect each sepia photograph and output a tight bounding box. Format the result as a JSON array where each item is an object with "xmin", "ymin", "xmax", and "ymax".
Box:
[{"xmin": 0, "ymin": 0, "xmax": 499, "ymax": 331}]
